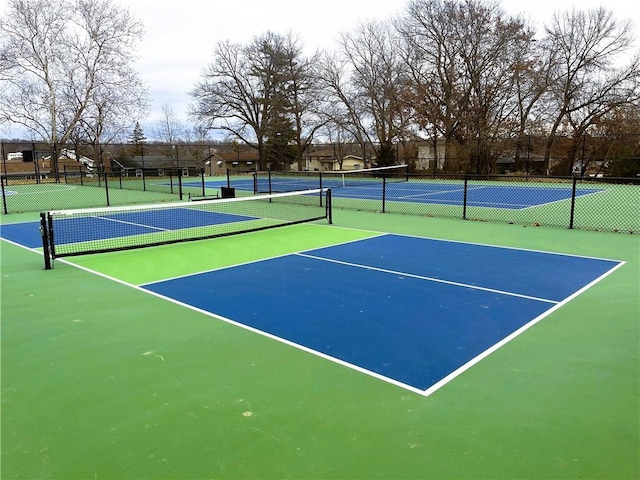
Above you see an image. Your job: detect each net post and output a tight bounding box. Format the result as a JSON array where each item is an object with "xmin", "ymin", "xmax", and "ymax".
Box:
[
  {"xmin": 326, "ymin": 188, "xmax": 333, "ymax": 224},
  {"xmin": 79, "ymin": 165, "xmax": 84, "ymax": 186},
  {"xmin": 142, "ymin": 168, "xmax": 146, "ymax": 191},
  {"xmin": 40, "ymin": 212, "xmax": 52, "ymax": 270},
  {"xmin": 201, "ymin": 168, "xmax": 206, "ymax": 196},
  {"xmin": 178, "ymin": 167, "xmax": 183, "ymax": 200}
]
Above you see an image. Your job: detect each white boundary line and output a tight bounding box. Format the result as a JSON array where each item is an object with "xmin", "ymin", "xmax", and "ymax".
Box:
[
  {"xmin": 4, "ymin": 184, "xmax": 77, "ymax": 195},
  {"xmin": 88, "ymin": 214, "xmax": 170, "ymax": 232},
  {"xmin": 295, "ymin": 252, "xmax": 558, "ymax": 304},
  {"xmin": 140, "ymin": 232, "xmax": 387, "ymax": 286},
  {"xmin": 422, "ymin": 260, "xmax": 626, "ymax": 396},
  {"xmin": 322, "ymin": 224, "xmax": 625, "ymax": 263}
]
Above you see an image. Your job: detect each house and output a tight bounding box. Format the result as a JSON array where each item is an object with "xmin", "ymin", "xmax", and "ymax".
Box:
[
  {"xmin": 299, "ymin": 149, "xmax": 370, "ymax": 172},
  {"xmin": 56, "ymin": 148, "xmax": 98, "ymax": 173},
  {"xmin": 416, "ymin": 141, "xmax": 446, "ymax": 171},
  {"xmin": 341, "ymin": 155, "xmax": 365, "ymax": 170},
  {"xmin": 204, "ymin": 151, "xmax": 260, "ymax": 176}
]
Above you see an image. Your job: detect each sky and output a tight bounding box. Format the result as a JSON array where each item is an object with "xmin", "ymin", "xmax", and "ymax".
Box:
[
  {"xmin": 0, "ymin": 0, "xmax": 639, "ymax": 138},
  {"xmin": 121, "ymin": 0, "xmax": 640, "ymax": 130}
]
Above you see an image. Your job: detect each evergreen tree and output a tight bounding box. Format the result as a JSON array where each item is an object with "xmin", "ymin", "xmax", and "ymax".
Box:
[{"xmin": 129, "ymin": 121, "xmax": 146, "ymax": 155}]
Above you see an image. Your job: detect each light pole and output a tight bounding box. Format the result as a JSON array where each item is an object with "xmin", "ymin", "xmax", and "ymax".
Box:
[
  {"xmin": 276, "ymin": 132, "xmax": 282, "ymax": 171},
  {"xmin": 172, "ymin": 144, "xmax": 179, "ymax": 169}
]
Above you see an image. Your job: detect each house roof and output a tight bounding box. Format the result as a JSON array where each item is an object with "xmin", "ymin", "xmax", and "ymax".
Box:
[{"xmin": 212, "ymin": 151, "xmax": 260, "ymax": 162}]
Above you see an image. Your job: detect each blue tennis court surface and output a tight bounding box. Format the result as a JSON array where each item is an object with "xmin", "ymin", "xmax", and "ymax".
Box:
[
  {"xmin": 380, "ymin": 184, "xmax": 603, "ymax": 209},
  {"xmin": 1, "ymin": 221, "xmax": 43, "ymax": 248},
  {"xmin": 141, "ymin": 234, "xmax": 622, "ymax": 394},
  {"xmin": 188, "ymin": 178, "xmax": 603, "ymax": 209},
  {"xmin": 0, "ymin": 208, "xmax": 255, "ymax": 247},
  {"xmin": 52, "ymin": 208, "xmax": 255, "ymax": 244}
]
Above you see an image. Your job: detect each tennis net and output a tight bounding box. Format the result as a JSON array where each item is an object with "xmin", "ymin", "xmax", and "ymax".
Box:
[
  {"xmin": 40, "ymin": 188, "xmax": 332, "ymax": 269},
  {"xmin": 254, "ymin": 164, "xmax": 409, "ymax": 193}
]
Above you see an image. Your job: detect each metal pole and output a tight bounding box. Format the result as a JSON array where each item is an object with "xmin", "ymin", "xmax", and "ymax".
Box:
[
  {"xmin": 1, "ymin": 176, "xmax": 8, "ymax": 214},
  {"xmin": 382, "ymin": 176, "xmax": 387, "ymax": 213},
  {"xmin": 103, "ymin": 166, "xmax": 110, "ymax": 206},
  {"xmin": 569, "ymin": 176, "xmax": 577, "ymax": 229},
  {"xmin": 462, "ymin": 175, "xmax": 468, "ymax": 220},
  {"xmin": 40, "ymin": 213, "xmax": 52, "ymax": 270}
]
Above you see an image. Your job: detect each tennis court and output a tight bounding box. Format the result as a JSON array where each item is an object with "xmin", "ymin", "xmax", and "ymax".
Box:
[
  {"xmin": 185, "ymin": 175, "xmax": 604, "ymax": 209},
  {"xmin": 1, "ymin": 186, "xmax": 638, "ymax": 479},
  {"xmin": 141, "ymin": 234, "xmax": 622, "ymax": 394}
]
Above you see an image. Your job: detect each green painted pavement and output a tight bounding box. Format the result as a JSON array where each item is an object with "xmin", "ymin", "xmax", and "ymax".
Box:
[{"xmin": 1, "ymin": 209, "xmax": 638, "ymax": 479}]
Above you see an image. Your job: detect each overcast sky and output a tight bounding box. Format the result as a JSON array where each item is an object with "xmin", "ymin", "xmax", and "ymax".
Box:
[
  {"xmin": 1, "ymin": 0, "xmax": 638, "ymax": 137},
  {"xmin": 123, "ymin": 0, "xmax": 640, "ymax": 129}
]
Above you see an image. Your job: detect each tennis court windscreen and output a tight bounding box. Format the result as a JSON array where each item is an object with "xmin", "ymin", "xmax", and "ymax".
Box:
[{"xmin": 40, "ymin": 188, "xmax": 332, "ymax": 269}]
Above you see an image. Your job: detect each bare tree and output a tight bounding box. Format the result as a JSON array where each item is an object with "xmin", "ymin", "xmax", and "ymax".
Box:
[
  {"xmin": 191, "ymin": 31, "xmax": 315, "ymax": 170},
  {"xmin": 154, "ymin": 104, "xmax": 184, "ymax": 144},
  {"xmin": 337, "ymin": 20, "xmax": 411, "ymax": 166},
  {"xmin": 542, "ymin": 7, "xmax": 640, "ymax": 174},
  {"xmin": 316, "ymin": 52, "xmax": 371, "ymax": 163},
  {"xmin": 280, "ymin": 34, "xmax": 325, "ymax": 170},
  {"xmin": 508, "ymin": 35, "xmax": 558, "ymax": 167},
  {"xmin": 397, "ymin": 0, "xmax": 534, "ymax": 173},
  {"xmin": 397, "ymin": 0, "xmax": 470, "ymax": 170},
  {"xmin": 0, "ymin": 0, "xmax": 147, "ymax": 173}
]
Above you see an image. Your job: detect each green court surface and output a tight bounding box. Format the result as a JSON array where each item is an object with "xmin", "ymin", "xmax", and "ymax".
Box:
[{"xmin": 1, "ymin": 206, "xmax": 639, "ymax": 479}]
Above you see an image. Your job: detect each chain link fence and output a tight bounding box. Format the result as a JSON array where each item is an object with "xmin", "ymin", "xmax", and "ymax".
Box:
[
  {"xmin": 1, "ymin": 138, "xmax": 638, "ymax": 234},
  {"xmin": 232, "ymin": 172, "xmax": 639, "ymax": 234},
  {"xmin": 334, "ymin": 174, "xmax": 639, "ymax": 234},
  {"xmin": 1, "ymin": 166, "xmax": 212, "ymax": 214}
]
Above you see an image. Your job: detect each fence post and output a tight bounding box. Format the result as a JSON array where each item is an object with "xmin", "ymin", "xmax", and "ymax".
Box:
[
  {"xmin": 382, "ymin": 176, "xmax": 387, "ymax": 213},
  {"xmin": 103, "ymin": 167, "xmax": 110, "ymax": 206},
  {"xmin": 178, "ymin": 167, "xmax": 183, "ymax": 200},
  {"xmin": 1, "ymin": 176, "xmax": 7, "ymax": 214},
  {"xmin": 462, "ymin": 175, "xmax": 468, "ymax": 220},
  {"xmin": 569, "ymin": 176, "xmax": 578, "ymax": 229}
]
